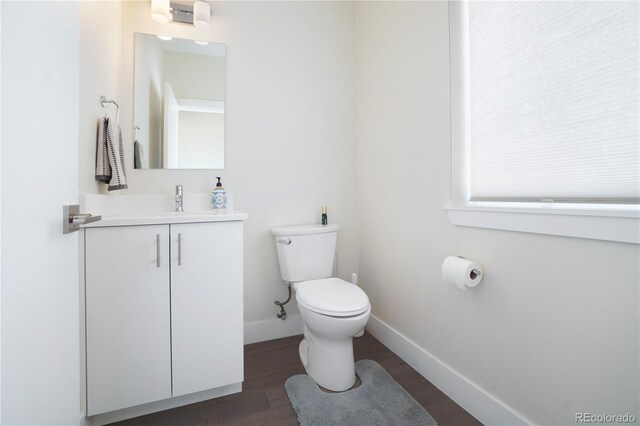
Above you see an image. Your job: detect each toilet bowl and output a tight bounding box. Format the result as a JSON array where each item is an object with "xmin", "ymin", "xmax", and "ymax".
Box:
[
  {"xmin": 271, "ymin": 224, "xmax": 371, "ymax": 392},
  {"xmin": 295, "ymin": 278, "xmax": 370, "ymax": 391}
]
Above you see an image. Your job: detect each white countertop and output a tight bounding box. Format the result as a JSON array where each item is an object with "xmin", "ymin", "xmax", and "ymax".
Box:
[{"xmin": 82, "ymin": 210, "xmax": 248, "ymax": 228}]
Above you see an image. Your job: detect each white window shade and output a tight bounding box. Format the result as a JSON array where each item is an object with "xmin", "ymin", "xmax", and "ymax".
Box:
[{"xmin": 468, "ymin": 1, "xmax": 639, "ymax": 203}]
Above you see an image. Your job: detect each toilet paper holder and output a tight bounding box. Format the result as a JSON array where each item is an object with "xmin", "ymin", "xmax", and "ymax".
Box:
[{"xmin": 458, "ymin": 256, "xmax": 481, "ymax": 279}]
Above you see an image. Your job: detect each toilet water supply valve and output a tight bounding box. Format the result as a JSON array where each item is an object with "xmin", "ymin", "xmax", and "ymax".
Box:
[{"xmin": 275, "ymin": 283, "xmax": 292, "ymax": 320}]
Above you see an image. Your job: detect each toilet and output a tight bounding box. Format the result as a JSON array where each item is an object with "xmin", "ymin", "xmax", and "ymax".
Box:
[{"xmin": 272, "ymin": 224, "xmax": 371, "ymax": 392}]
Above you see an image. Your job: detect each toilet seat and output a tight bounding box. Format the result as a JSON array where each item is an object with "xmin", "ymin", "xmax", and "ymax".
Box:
[{"xmin": 296, "ymin": 278, "xmax": 370, "ymax": 317}]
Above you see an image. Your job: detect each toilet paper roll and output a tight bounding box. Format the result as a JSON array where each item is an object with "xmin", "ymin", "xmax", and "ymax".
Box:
[{"xmin": 441, "ymin": 256, "xmax": 483, "ymax": 290}]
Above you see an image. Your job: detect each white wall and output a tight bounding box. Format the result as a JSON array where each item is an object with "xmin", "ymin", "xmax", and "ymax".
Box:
[
  {"xmin": 356, "ymin": 2, "xmax": 639, "ymax": 425},
  {"xmin": 79, "ymin": 1, "xmax": 122, "ymax": 195},
  {"xmin": 1, "ymin": 2, "xmax": 82, "ymax": 424},
  {"xmin": 0, "ymin": 3, "xmax": 3, "ymax": 419},
  {"xmin": 163, "ymin": 51, "xmax": 225, "ymax": 100},
  {"xmin": 178, "ymin": 111, "xmax": 224, "ymax": 169},
  {"xmin": 80, "ymin": 1, "xmax": 358, "ymax": 325}
]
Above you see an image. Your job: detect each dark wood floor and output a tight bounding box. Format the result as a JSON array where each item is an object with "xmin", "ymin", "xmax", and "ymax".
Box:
[{"xmin": 112, "ymin": 333, "xmax": 481, "ymax": 426}]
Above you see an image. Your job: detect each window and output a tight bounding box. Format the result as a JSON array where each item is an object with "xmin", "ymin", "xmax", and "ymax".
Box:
[{"xmin": 447, "ymin": 1, "xmax": 640, "ymax": 243}]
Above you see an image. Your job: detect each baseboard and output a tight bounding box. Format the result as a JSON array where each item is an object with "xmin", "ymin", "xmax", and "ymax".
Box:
[
  {"xmin": 366, "ymin": 314, "xmax": 531, "ymax": 426},
  {"xmin": 244, "ymin": 314, "xmax": 303, "ymax": 345}
]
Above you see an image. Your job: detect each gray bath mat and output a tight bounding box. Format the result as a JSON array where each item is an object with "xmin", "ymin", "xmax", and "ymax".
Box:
[{"xmin": 285, "ymin": 359, "xmax": 437, "ymax": 425}]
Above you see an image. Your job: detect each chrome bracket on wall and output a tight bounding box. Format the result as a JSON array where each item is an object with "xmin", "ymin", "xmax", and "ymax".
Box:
[
  {"xmin": 170, "ymin": 2, "xmax": 195, "ymax": 24},
  {"xmin": 63, "ymin": 204, "xmax": 101, "ymax": 234}
]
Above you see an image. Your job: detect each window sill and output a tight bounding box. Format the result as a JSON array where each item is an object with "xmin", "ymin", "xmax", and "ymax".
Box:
[{"xmin": 444, "ymin": 203, "xmax": 640, "ymax": 244}]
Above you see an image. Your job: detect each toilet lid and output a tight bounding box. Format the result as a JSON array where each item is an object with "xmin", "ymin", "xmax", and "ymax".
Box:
[{"xmin": 296, "ymin": 278, "xmax": 370, "ymax": 317}]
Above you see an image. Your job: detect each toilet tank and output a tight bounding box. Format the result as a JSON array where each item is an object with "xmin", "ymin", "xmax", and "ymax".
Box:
[{"xmin": 271, "ymin": 224, "xmax": 339, "ymax": 283}]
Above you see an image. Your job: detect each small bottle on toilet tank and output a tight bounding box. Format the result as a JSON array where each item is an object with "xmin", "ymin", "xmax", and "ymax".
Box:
[{"xmin": 321, "ymin": 206, "xmax": 328, "ymax": 225}]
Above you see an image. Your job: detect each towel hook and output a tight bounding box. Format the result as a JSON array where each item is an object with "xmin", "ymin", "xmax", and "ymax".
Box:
[
  {"xmin": 134, "ymin": 126, "xmax": 141, "ymax": 140},
  {"xmin": 100, "ymin": 95, "xmax": 120, "ymax": 124}
]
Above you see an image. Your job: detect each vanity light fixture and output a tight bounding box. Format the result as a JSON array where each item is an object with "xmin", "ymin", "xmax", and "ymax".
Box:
[
  {"xmin": 151, "ymin": 1, "xmax": 211, "ymax": 29},
  {"xmin": 194, "ymin": 40, "xmax": 210, "ymax": 46},
  {"xmin": 151, "ymin": 0, "xmax": 172, "ymax": 23},
  {"xmin": 157, "ymin": 35, "xmax": 173, "ymax": 41}
]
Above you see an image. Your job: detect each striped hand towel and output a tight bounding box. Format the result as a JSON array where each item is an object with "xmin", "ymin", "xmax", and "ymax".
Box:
[
  {"xmin": 95, "ymin": 116, "xmax": 111, "ymax": 182},
  {"xmin": 105, "ymin": 117, "xmax": 128, "ymax": 191}
]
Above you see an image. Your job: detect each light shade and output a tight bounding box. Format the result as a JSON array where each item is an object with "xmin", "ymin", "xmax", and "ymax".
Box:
[
  {"xmin": 193, "ymin": 1, "xmax": 210, "ymax": 29},
  {"xmin": 151, "ymin": 0, "xmax": 172, "ymax": 24},
  {"xmin": 467, "ymin": 1, "xmax": 639, "ymax": 203}
]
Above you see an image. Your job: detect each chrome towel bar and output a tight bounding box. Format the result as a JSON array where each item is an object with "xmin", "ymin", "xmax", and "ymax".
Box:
[{"xmin": 100, "ymin": 95, "xmax": 120, "ymax": 123}]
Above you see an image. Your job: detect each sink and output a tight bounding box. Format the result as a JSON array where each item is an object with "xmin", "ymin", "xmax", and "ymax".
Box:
[
  {"xmin": 127, "ymin": 210, "xmax": 228, "ymax": 218},
  {"xmin": 81, "ymin": 210, "xmax": 248, "ymax": 228}
]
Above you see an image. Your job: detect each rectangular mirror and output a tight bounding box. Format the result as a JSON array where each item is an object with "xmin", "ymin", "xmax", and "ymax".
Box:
[{"xmin": 133, "ymin": 33, "xmax": 226, "ymax": 169}]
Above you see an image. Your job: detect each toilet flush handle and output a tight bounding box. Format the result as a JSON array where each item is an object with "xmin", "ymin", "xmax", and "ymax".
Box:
[{"xmin": 277, "ymin": 238, "xmax": 292, "ymax": 245}]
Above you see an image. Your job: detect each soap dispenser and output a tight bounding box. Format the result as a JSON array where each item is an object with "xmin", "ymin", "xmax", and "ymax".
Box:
[{"xmin": 211, "ymin": 177, "xmax": 228, "ymax": 209}]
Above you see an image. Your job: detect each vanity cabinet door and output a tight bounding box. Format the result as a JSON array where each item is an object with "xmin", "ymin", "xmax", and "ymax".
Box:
[
  {"xmin": 170, "ymin": 221, "xmax": 244, "ymax": 397},
  {"xmin": 85, "ymin": 225, "xmax": 172, "ymax": 415}
]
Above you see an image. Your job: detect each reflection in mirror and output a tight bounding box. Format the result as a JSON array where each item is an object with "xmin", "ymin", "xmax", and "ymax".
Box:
[{"xmin": 134, "ymin": 33, "xmax": 226, "ymax": 169}]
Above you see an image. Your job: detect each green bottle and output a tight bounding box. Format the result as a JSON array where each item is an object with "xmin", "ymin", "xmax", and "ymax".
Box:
[{"xmin": 321, "ymin": 206, "xmax": 328, "ymax": 226}]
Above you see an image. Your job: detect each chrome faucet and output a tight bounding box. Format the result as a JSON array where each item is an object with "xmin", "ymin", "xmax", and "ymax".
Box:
[{"xmin": 175, "ymin": 185, "xmax": 184, "ymax": 212}]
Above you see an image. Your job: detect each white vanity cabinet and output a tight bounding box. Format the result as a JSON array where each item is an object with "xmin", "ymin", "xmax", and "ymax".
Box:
[
  {"xmin": 84, "ymin": 217, "xmax": 245, "ymax": 417},
  {"xmin": 170, "ymin": 222, "xmax": 243, "ymax": 397},
  {"xmin": 85, "ymin": 225, "xmax": 172, "ymax": 415}
]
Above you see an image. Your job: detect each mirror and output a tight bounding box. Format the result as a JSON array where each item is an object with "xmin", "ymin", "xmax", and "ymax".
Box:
[{"xmin": 133, "ymin": 33, "xmax": 226, "ymax": 169}]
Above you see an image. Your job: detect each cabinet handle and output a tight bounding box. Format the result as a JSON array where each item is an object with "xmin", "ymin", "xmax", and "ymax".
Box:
[
  {"xmin": 156, "ymin": 234, "xmax": 160, "ymax": 268},
  {"xmin": 178, "ymin": 233, "xmax": 182, "ymax": 266}
]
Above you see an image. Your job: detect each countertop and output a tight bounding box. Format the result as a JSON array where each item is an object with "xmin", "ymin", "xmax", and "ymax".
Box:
[{"xmin": 82, "ymin": 210, "xmax": 248, "ymax": 228}]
